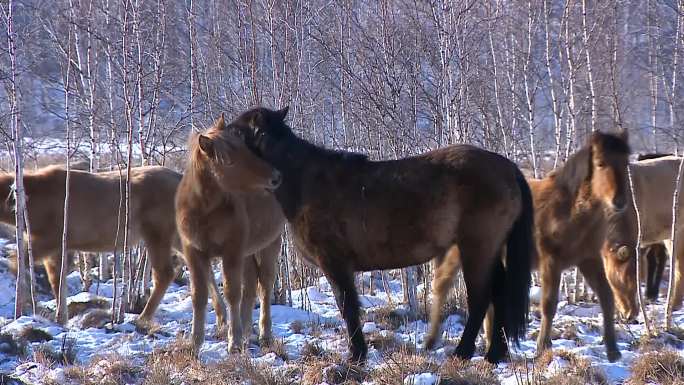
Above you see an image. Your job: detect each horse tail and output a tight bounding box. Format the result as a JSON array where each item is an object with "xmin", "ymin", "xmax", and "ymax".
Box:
[{"xmin": 503, "ymin": 168, "xmax": 534, "ymax": 345}]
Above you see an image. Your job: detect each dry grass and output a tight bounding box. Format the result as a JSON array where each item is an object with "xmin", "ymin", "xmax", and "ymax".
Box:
[
  {"xmin": 63, "ymin": 353, "xmax": 142, "ymax": 385},
  {"xmin": 371, "ymin": 351, "xmax": 438, "ymax": 385},
  {"xmin": 300, "ymin": 340, "xmax": 326, "ymax": 359},
  {"xmin": 77, "ymin": 308, "xmax": 111, "ymax": 329},
  {"xmin": 439, "ymin": 357, "xmax": 500, "ymax": 385},
  {"xmin": 0, "ymin": 332, "xmax": 26, "ymax": 357},
  {"xmin": 540, "ymin": 350, "xmax": 607, "ymax": 385},
  {"xmin": 300, "ymin": 355, "xmax": 366, "ymax": 385},
  {"xmin": 290, "ymin": 319, "xmax": 305, "ymax": 334},
  {"xmin": 367, "ymin": 331, "xmax": 415, "ymax": 355},
  {"xmin": 67, "ymin": 296, "xmax": 110, "ymax": 317},
  {"xmin": 627, "ymin": 349, "xmax": 684, "ymax": 385},
  {"xmin": 367, "ymin": 305, "xmax": 413, "ymax": 330},
  {"xmin": 18, "ymin": 326, "xmax": 52, "ymax": 343},
  {"xmin": 142, "ymin": 340, "xmax": 297, "ymax": 385},
  {"xmin": 262, "ymin": 337, "xmax": 289, "ymax": 361}
]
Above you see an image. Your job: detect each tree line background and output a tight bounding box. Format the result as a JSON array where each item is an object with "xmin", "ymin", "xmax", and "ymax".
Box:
[{"xmin": 1, "ymin": 0, "xmax": 684, "ymax": 316}]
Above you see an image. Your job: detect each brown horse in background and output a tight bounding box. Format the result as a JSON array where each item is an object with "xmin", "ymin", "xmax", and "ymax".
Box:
[
  {"xmin": 175, "ymin": 114, "xmax": 284, "ymax": 353},
  {"xmin": 234, "ymin": 107, "xmax": 534, "ymax": 364},
  {"xmin": 533, "ymin": 131, "xmax": 630, "ymax": 362},
  {"xmin": 604, "ymin": 155, "xmax": 684, "ymax": 320},
  {"xmin": 486, "ymin": 131, "xmax": 631, "ymax": 362},
  {"xmin": 0, "ymin": 165, "xmax": 201, "ymax": 324}
]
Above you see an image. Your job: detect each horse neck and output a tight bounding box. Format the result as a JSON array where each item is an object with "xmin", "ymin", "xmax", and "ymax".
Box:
[
  {"xmin": 183, "ymin": 162, "xmax": 231, "ymax": 210},
  {"xmin": 270, "ymin": 135, "xmax": 357, "ymax": 220}
]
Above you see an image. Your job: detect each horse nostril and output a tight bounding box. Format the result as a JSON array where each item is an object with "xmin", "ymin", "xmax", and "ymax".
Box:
[
  {"xmin": 270, "ymin": 170, "xmax": 282, "ymax": 188},
  {"xmin": 613, "ymin": 197, "xmax": 626, "ymax": 211}
]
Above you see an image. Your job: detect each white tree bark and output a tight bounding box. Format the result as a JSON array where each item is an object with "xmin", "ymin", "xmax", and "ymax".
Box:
[
  {"xmin": 665, "ymin": 157, "xmax": 684, "ymax": 329},
  {"xmin": 3, "ymin": 0, "xmax": 29, "ymax": 319}
]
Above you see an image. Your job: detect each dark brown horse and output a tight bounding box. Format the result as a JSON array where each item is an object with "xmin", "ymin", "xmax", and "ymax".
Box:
[
  {"xmin": 231, "ymin": 107, "xmax": 534, "ymax": 364},
  {"xmin": 526, "ymin": 131, "xmax": 630, "ymax": 362}
]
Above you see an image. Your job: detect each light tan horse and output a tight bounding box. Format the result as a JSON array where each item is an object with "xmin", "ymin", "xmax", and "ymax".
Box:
[
  {"xmin": 175, "ymin": 114, "xmax": 285, "ymax": 353},
  {"xmin": 0, "ymin": 165, "xmax": 193, "ymax": 324},
  {"xmin": 604, "ymin": 155, "xmax": 684, "ymax": 319}
]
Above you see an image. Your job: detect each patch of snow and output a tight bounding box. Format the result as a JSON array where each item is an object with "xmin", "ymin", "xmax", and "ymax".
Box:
[{"xmin": 404, "ymin": 372, "xmax": 437, "ymax": 385}]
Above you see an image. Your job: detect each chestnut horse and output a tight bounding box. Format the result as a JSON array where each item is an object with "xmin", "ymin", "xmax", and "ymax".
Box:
[
  {"xmin": 603, "ymin": 155, "xmax": 684, "ymax": 320},
  {"xmin": 0, "ymin": 165, "xmax": 198, "ymax": 324},
  {"xmin": 175, "ymin": 114, "xmax": 285, "ymax": 353},
  {"xmin": 233, "ymin": 107, "xmax": 534, "ymax": 364}
]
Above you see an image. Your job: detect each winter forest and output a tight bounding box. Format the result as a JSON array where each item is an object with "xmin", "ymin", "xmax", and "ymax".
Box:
[{"xmin": 1, "ymin": 0, "xmax": 684, "ymax": 384}]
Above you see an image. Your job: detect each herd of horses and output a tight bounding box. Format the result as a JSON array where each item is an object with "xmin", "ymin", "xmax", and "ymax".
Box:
[{"xmin": 1, "ymin": 107, "xmax": 683, "ymax": 365}]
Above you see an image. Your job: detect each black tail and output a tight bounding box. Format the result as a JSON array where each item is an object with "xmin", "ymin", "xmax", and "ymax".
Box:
[{"xmin": 503, "ymin": 168, "xmax": 534, "ymax": 346}]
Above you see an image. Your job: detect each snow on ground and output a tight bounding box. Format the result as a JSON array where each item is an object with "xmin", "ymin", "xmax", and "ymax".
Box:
[{"xmin": 0, "ymin": 243, "xmax": 682, "ymax": 384}]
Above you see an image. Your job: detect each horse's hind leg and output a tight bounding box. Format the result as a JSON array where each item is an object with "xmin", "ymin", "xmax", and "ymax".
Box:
[
  {"xmin": 43, "ymin": 252, "xmax": 72, "ymax": 325},
  {"xmin": 256, "ymin": 238, "xmax": 280, "ymax": 345},
  {"xmin": 455, "ymin": 244, "xmax": 496, "ymax": 360},
  {"xmin": 485, "ymin": 259, "xmax": 508, "ymax": 363},
  {"xmin": 324, "ymin": 263, "xmax": 367, "ymax": 362},
  {"xmin": 207, "ymin": 269, "xmax": 227, "ymax": 332},
  {"xmin": 240, "ymin": 255, "xmax": 258, "ymax": 343},
  {"xmin": 424, "ymin": 245, "xmax": 461, "ymax": 350},
  {"xmin": 137, "ymin": 236, "xmax": 174, "ymax": 323},
  {"xmin": 578, "ymin": 260, "xmax": 621, "ymax": 362}
]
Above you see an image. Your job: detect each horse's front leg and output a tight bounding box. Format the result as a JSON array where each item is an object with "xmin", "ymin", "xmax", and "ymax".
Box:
[
  {"xmin": 323, "ymin": 262, "xmax": 367, "ymax": 363},
  {"xmin": 579, "ymin": 260, "xmax": 621, "ymax": 362},
  {"xmin": 183, "ymin": 245, "xmax": 211, "ymax": 355},
  {"xmin": 221, "ymin": 252, "xmax": 245, "ymax": 352}
]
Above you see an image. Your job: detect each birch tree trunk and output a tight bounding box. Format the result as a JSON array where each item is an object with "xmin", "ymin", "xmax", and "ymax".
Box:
[
  {"xmin": 665, "ymin": 157, "xmax": 684, "ymax": 329},
  {"xmin": 4, "ymin": 0, "xmax": 30, "ymax": 319},
  {"xmin": 57, "ymin": 29, "xmax": 73, "ymax": 325}
]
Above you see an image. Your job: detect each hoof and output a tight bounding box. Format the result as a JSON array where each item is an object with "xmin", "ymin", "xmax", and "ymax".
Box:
[
  {"xmin": 607, "ymin": 349, "xmax": 621, "ymax": 363},
  {"xmin": 484, "ymin": 345, "xmax": 509, "ymax": 364},
  {"xmin": 454, "ymin": 344, "xmax": 475, "ymax": 360}
]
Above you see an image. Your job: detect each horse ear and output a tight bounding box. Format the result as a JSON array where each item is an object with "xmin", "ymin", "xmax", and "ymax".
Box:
[
  {"xmin": 216, "ymin": 113, "xmax": 226, "ymax": 130},
  {"xmin": 275, "ymin": 106, "xmax": 289, "ymax": 121},
  {"xmin": 198, "ymin": 135, "xmax": 215, "ymax": 157}
]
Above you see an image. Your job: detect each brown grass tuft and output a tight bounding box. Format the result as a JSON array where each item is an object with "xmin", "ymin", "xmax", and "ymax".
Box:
[
  {"xmin": 300, "ymin": 340, "xmax": 326, "ymax": 359},
  {"xmin": 627, "ymin": 349, "xmax": 684, "ymax": 385},
  {"xmin": 262, "ymin": 338, "xmax": 289, "ymax": 361},
  {"xmin": 542, "ymin": 350, "xmax": 608, "ymax": 385},
  {"xmin": 19, "ymin": 327, "xmax": 52, "ymax": 343},
  {"xmin": 438, "ymin": 357, "xmax": 500, "ymax": 385},
  {"xmin": 64, "ymin": 354, "xmax": 142, "ymax": 385},
  {"xmin": 290, "ymin": 320, "xmax": 305, "ymax": 334},
  {"xmin": 371, "ymin": 351, "xmax": 438, "ymax": 385},
  {"xmin": 301, "ymin": 356, "xmax": 366, "ymax": 385},
  {"xmin": 67, "ymin": 296, "xmax": 110, "ymax": 318},
  {"xmin": 0, "ymin": 333, "xmax": 26, "ymax": 357},
  {"xmin": 368, "ymin": 331, "xmax": 415, "ymax": 355}
]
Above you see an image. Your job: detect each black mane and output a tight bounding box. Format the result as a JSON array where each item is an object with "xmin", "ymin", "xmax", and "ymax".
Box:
[
  {"xmin": 553, "ymin": 146, "xmax": 592, "ymax": 198},
  {"xmin": 235, "ymin": 107, "xmax": 368, "ymax": 164},
  {"xmin": 553, "ymin": 132, "xmax": 630, "ymax": 198}
]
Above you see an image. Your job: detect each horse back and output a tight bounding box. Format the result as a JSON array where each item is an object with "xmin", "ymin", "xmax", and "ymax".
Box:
[
  {"xmin": 294, "ymin": 144, "xmax": 523, "ymax": 271},
  {"xmin": 633, "ymin": 157, "xmax": 684, "ymax": 242}
]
